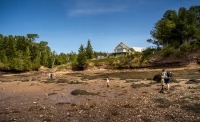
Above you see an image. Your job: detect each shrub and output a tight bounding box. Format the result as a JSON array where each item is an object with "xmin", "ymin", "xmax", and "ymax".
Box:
[
  {"xmin": 180, "ymin": 42, "xmax": 192, "ymax": 52},
  {"xmin": 140, "ymin": 48, "xmax": 156, "ymax": 64},
  {"xmin": 160, "ymin": 47, "xmax": 175, "ymax": 57},
  {"xmin": 174, "ymin": 50, "xmax": 185, "ymax": 58}
]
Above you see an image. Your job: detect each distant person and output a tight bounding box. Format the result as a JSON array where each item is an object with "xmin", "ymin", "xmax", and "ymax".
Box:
[
  {"xmin": 161, "ymin": 69, "xmax": 170, "ymax": 90},
  {"xmin": 106, "ymin": 77, "xmax": 110, "ymax": 87},
  {"xmin": 161, "ymin": 69, "xmax": 165, "ymax": 85},
  {"xmin": 48, "ymin": 73, "xmax": 53, "ymax": 79},
  {"xmin": 50, "ymin": 73, "xmax": 53, "ymax": 79},
  {"xmin": 48, "ymin": 73, "xmax": 51, "ymax": 79}
]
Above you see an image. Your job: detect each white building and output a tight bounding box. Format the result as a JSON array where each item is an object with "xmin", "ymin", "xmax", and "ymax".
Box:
[{"xmin": 132, "ymin": 47, "xmax": 144, "ymax": 52}]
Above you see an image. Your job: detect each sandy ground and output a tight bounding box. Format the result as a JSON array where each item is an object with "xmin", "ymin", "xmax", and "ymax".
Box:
[{"xmin": 0, "ymin": 69, "xmax": 200, "ymax": 122}]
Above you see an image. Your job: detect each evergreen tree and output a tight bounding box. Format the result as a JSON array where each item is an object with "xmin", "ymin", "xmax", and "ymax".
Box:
[
  {"xmin": 85, "ymin": 39, "xmax": 94, "ymax": 59},
  {"xmin": 77, "ymin": 44, "xmax": 87, "ymax": 70}
]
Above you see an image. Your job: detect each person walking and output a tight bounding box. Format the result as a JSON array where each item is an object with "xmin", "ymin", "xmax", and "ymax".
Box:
[{"xmin": 161, "ymin": 69, "xmax": 170, "ymax": 90}]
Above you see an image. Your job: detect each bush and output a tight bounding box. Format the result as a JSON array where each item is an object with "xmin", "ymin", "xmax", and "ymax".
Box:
[
  {"xmin": 180, "ymin": 42, "xmax": 192, "ymax": 52},
  {"xmin": 174, "ymin": 50, "xmax": 185, "ymax": 58},
  {"xmin": 190, "ymin": 40, "xmax": 200, "ymax": 50},
  {"xmin": 140, "ymin": 48, "xmax": 156, "ymax": 64},
  {"xmin": 160, "ymin": 47, "xmax": 175, "ymax": 57}
]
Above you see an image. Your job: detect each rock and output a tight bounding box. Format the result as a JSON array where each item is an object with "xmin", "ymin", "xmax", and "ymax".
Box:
[
  {"xmin": 33, "ymin": 102, "xmax": 37, "ymax": 104},
  {"xmin": 125, "ymin": 79, "xmax": 139, "ymax": 83},
  {"xmin": 71, "ymin": 89, "xmax": 99, "ymax": 96},
  {"xmin": 131, "ymin": 83, "xmax": 150, "ymax": 88},
  {"xmin": 153, "ymin": 74, "xmax": 161, "ymax": 82},
  {"xmin": 56, "ymin": 79, "xmax": 69, "ymax": 83},
  {"xmin": 186, "ymin": 79, "xmax": 200, "ymax": 84}
]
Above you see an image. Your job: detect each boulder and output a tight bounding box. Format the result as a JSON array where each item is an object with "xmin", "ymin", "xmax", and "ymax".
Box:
[{"xmin": 153, "ymin": 74, "xmax": 161, "ymax": 82}]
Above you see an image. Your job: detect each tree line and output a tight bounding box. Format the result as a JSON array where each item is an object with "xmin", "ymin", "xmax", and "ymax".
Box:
[
  {"xmin": 0, "ymin": 34, "xmax": 106, "ymax": 71},
  {"xmin": 0, "ymin": 34, "xmax": 54, "ymax": 71}
]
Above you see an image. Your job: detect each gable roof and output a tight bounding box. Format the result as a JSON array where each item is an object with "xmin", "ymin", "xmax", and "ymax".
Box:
[{"xmin": 116, "ymin": 42, "xmax": 130, "ymax": 49}]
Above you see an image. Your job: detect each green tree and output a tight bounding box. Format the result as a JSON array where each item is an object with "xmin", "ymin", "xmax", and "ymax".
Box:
[
  {"xmin": 150, "ymin": 6, "xmax": 200, "ymax": 48},
  {"xmin": 55, "ymin": 53, "xmax": 68, "ymax": 65},
  {"xmin": 0, "ymin": 50, "xmax": 8, "ymax": 69},
  {"xmin": 26, "ymin": 34, "xmax": 39, "ymax": 42},
  {"xmin": 68, "ymin": 51, "xmax": 77, "ymax": 63},
  {"xmin": 189, "ymin": 6, "xmax": 200, "ymax": 40},
  {"xmin": 85, "ymin": 39, "xmax": 94, "ymax": 59},
  {"xmin": 23, "ymin": 46, "xmax": 32, "ymax": 70},
  {"xmin": 0, "ymin": 34, "xmax": 56, "ymax": 71},
  {"xmin": 77, "ymin": 44, "xmax": 87, "ymax": 70}
]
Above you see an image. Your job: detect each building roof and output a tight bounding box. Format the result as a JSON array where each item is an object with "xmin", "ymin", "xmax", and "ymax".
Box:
[
  {"xmin": 116, "ymin": 42, "xmax": 130, "ymax": 49},
  {"xmin": 132, "ymin": 47, "xmax": 144, "ymax": 52}
]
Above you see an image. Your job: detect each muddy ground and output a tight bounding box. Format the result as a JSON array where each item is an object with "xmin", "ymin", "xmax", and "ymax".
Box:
[{"xmin": 0, "ymin": 68, "xmax": 200, "ymax": 122}]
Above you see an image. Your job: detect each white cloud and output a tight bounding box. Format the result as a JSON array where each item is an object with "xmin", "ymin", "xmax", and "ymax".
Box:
[
  {"xmin": 69, "ymin": 7, "xmax": 125, "ymax": 16},
  {"xmin": 68, "ymin": 0, "xmax": 127, "ymax": 16}
]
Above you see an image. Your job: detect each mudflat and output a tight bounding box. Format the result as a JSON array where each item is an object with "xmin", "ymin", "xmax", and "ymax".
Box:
[{"xmin": 0, "ymin": 68, "xmax": 200, "ymax": 122}]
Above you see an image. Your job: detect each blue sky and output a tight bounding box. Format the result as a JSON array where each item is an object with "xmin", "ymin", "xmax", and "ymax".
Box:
[{"xmin": 0, "ymin": 0, "xmax": 200, "ymax": 54}]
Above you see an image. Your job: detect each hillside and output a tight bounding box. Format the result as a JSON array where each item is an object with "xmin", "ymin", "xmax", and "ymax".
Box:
[{"xmin": 148, "ymin": 49, "xmax": 200, "ymax": 68}]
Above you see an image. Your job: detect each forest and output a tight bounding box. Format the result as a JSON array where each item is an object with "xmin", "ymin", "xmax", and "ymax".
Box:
[
  {"xmin": 0, "ymin": 34, "xmax": 105, "ymax": 71},
  {"xmin": 0, "ymin": 6, "xmax": 200, "ymax": 71},
  {"xmin": 143, "ymin": 6, "xmax": 200, "ymax": 60},
  {"xmin": 147, "ymin": 6, "xmax": 200, "ymax": 49}
]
